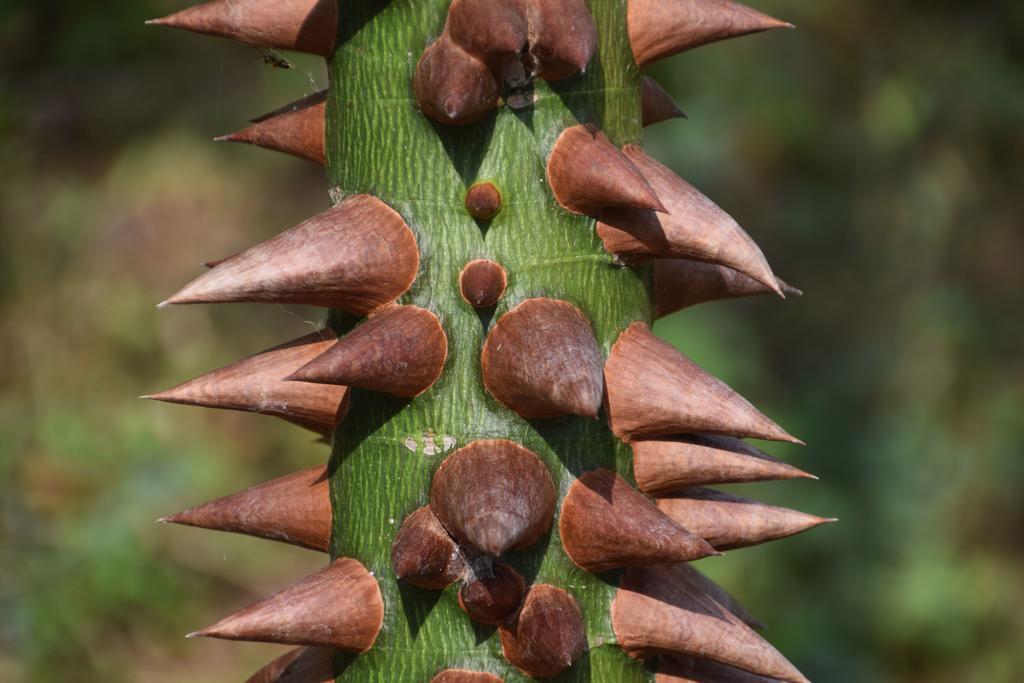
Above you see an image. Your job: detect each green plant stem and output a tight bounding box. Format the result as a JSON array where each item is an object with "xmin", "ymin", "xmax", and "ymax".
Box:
[{"xmin": 326, "ymin": 1, "xmax": 651, "ymax": 679}]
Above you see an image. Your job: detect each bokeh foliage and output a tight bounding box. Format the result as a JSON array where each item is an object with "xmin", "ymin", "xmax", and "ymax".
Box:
[{"xmin": 1, "ymin": 0, "xmax": 1022, "ymax": 681}]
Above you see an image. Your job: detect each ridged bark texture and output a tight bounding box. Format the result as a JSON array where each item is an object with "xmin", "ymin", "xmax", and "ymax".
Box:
[{"xmin": 326, "ymin": 0, "xmax": 648, "ymax": 680}]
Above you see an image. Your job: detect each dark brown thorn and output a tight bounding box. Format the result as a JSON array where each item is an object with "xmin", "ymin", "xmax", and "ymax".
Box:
[
  {"xmin": 675, "ymin": 563, "xmax": 766, "ymax": 631},
  {"xmin": 633, "ymin": 434, "xmax": 815, "ymax": 496},
  {"xmin": 430, "ymin": 440, "xmax": 556, "ymax": 556},
  {"xmin": 498, "ymin": 584, "xmax": 586, "ymax": 678},
  {"xmin": 465, "ymin": 182, "xmax": 503, "ymax": 220},
  {"xmin": 459, "ymin": 259, "xmax": 507, "ymax": 308},
  {"xmin": 655, "ymin": 654, "xmax": 778, "ymax": 682},
  {"xmin": 658, "ymin": 487, "xmax": 836, "ymax": 550},
  {"xmin": 654, "ymin": 259, "xmax": 801, "ymax": 317},
  {"xmin": 287, "ymin": 305, "xmax": 448, "ymax": 398},
  {"xmin": 162, "ymin": 195, "xmax": 420, "ymax": 314},
  {"xmin": 481, "ymin": 298, "xmax": 604, "ymax": 419},
  {"xmin": 446, "ymin": 0, "xmax": 528, "ymax": 73},
  {"xmin": 458, "ymin": 560, "xmax": 526, "ymax": 625},
  {"xmin": 641, "ymin": 76, "xmax": 687, "ymax": 127},
  {"xmin": 525, "ymin": 0, "xmax": 598, "ymax": 80},
  {"xmin": 202, "ymin": 253, "xmax": 235, "ymax": 269},
  {"xmin": 245, "ymin": 647, "xmax": 334, "ymax": 683},
  {"xmin": 249, "ymin": 89, "xmax": 328, "ymax": 122},
  {"xmin": 216, "ymin": 94, "xmax": 325, "ymax": 165},
  {"xmin": 611, "ymin": 564, "xmax": 809, "ymax": 683},
  {"xmin": 547, "ymin": 124, "xmax": 666, "ymax": 216},
  {"xmin": 431, "ymin": 670, "xmax": 504, "ymax": 683},
  {"xmin": 142, "ymin": 330, "xmax": 347, "ymax": 436},
  {"xmin": 414, "ymin": 34, "xmax": 500, "ymax": 126},
  {"xmin": 605, "ymin": 322, "xmax": 802, "ymax": 443},
  {"xmin": 627, "ymin": 0, "xmax": 793, "ymax": 69},
  {"xmin": 391, "ymin": 506, "xmax": 466, "ymax": 590},
  {"xmin": 188, "ymin": 558, "xmax": 383, "ymax": 652},
  {"xmin": 160, "ymin": 465, "xmax": 330, "ymax": 551},
  {"xmin": 559, "ymin": 469, "xmax": 719, "ymax": 573},
  {"xmin": 597, "ymin": 146, "xmax": 780, "ymax": 294},
  {"xmin": 147, "ymin": 0, "xmax": 338, "ymax": 56}
]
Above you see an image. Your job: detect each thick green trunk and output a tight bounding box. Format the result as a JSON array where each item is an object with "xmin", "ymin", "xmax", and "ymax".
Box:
[{"xmin": 326, "ymin": 0, "xmax": 650, "ymax": 679}]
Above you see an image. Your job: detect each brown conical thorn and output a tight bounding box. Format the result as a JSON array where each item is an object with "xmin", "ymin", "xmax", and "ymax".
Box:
[
  {"xmin": 656, "ymin": 654, "xmax": 778, "ymax": 683},
  {"xmin": 641, "ymin": 77, "xmax": 687, "ymax": 127},
  {"xmin": 446, "ymin": 0, "xmax": 528, "ymax": 73},
  {"xmin": 597, "ymin": 146, "xmax": 781, "ymax": 293},
  {"xmin": 431, "ymin": 671, "xmax": 504, "ymax": 683},
  {"xmin": 217, "ymin": 91, "xmax": 326, "ymax": 165},
  {"xmin": 499, "ymin": 584, "xmax": 586, "ymax": 678},
  {"xmin": 246, "ymin": 647, "xmax": 335, "ymax": 683},
  {"xmin": 142, "ymin": 330, "xmax": 347, "ymax": 436},
  {"xmin": 611, "ymin": 564, "xmax": 809, "ymax": 683},
  {"xmin": 188, "ymin": 558, "xmax": 384, "ymax": 652},
  {"xmin": 547, "ymin": 124, "xmax": 666, "ymax": 216},
  {"xmin": 605, "ymin": 322, "xmax": 802, "ymax": 443},
  {"xmin": 162, "ymin": 194, "xmax": 420, "ymax": 314},
  {"xmin": 391, "ymin": 506, "xmax": 466, "ymax": 590},
  {"xmin": 481, "ymin": 298, "xmax": 604, "ymax": 419},
  {"xmin": 633, "ymin": 433, "xmax": 815, "ymax": 496},
  {"xmin": 414, "ymin": 33, "xmax": 500, "ymax": 126},
  {"xmin": 658, "ymin": 487, "xmax": 836, "ymax": 551},
  {"xmin": 654, "ymin": 258, "xmax": 801, "ymax": 317},
  {"xmin": 627, "ymin": 0, "xmax": 794, "ymax": 69},
  {"xmin": 430, "ymin": 440, "xmax": 556, "ymax": 556},
  {"xmin": 525, "ymin": 0, "xmax": 598, "ymax": 79},
  {"xmin": 287, "ymin": 305, "xmax": 448, "ymax": 398},
  {"xmin": 459, "ymin": 259, "xmax": 507, "ymax": 308},
  {"xmin": 465, "ymin": 182, "xmax": 503, "ymax": 220},
  {"xmin": 147, "ymin": 0, "xmax": 338, "ymax": 56},
  {"xmin": 559, "ymin": 469, "xmax": 719, "ymax": 573},
  {"xmin": 159, "ymin": 465, "xmax": 330, "ymax": 552},
  {"xmin": 458, "ymin": 560, "xmax": 526, "ymax": 625}
]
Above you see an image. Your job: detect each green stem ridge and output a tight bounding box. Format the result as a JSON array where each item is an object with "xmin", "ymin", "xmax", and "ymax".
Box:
[{"xmin": 327, "ymin": 0, "xmax": 651, "ymax": 680}]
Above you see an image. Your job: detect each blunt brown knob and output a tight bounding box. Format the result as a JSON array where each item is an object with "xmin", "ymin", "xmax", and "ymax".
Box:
[
  {"xmin": 465, "ymin": 182, "xmax": 502, "ymax": 220},
  {"xmin": 459, "ymin": 259, "xmax": 507, "ymax": 308}
]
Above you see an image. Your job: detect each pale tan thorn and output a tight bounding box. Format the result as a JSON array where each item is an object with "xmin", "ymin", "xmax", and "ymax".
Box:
[
  {"xmin": 632, "ymin": 434, "xmax": 817, "ymax": 495},
  {"xmin": 159, "ymin": 465, "xmax": 331, "ymax": 551},
  {"xmin": 628, "ymin": 0, "xmax": 795, "ymax": 69},
  {"xmin": 188, "ymin": 558, "xmax": 383, "ymax": 652},
  {"xmin": 161, "ymin": 195, "xmax": 419, "ymax": 313},
  {"xmin": 657, "ymin": 487, "xmax": 836, "ymax": 550}
]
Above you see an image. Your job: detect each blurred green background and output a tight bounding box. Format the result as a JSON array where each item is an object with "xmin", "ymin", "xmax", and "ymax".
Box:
[{"xmin": 2, "ymin": 1, "xmax": 1022, "ymax": 681}]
